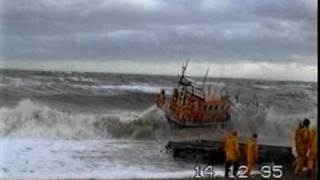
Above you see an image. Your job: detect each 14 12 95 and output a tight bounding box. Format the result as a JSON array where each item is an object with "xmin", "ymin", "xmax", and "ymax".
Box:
[{"xmin": 194, "ymin": 165, "xmax": 283, "ymax": 178}]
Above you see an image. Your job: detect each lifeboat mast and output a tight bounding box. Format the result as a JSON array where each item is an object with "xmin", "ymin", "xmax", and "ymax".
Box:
[{"xmin": 177, "ymin": 60, "xmax": 207, "ymax": 101}]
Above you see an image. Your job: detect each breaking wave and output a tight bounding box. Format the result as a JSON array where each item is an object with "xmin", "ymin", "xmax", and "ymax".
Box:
[
  {"xmin": 0, "ymin": 98, "xmax": 316, "ymax": 143},
  {"xmin": 0, "ymin": 99, "xmax": 171, "ymax": 140}
]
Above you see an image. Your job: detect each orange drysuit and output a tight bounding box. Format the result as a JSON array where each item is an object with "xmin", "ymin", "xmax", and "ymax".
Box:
[
  {"xmin": 307, "ymin": 129, "xmax": 317, "ymax": 172},
  {"xmin": 294, "ymin": 127, "xmax": 310, "ymax": 174},
  {"xmin": 292, "ymin": 125, "xmax": 303, "ymax": 168},
  {"xmin": 294, "ymin": 126, "xmax": 303, "ymax": 148},
  {"xmin": 224, "ymin": 133, "xmax": 240, "ymax": 162},
  {"xmin": 246, "ymin": 138, "xmax": 258, "ymax": 174}
]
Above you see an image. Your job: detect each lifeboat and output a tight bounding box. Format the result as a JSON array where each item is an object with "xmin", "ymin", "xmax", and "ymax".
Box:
[{"xmin": 156, "ymin": 60, "xmax": 231, "ymax": 127}]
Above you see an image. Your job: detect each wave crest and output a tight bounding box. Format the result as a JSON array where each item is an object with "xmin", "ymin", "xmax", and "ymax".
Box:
[
  {"xmin": 0, "ymin": 98, "xmax": 316, "ymax": 143},
  {"xmin": 0, "ymin": 99, "xmax": 171, "ymax": 140}
]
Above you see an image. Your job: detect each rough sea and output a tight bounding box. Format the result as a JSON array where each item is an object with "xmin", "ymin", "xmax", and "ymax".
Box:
[{"xmin": 0, "ymin": 69, "xmax": 317, "ymax": 179}]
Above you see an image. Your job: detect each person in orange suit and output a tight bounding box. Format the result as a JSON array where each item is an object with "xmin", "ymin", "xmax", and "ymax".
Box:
[
  {"xmin": 294, "ymin": 118, "xmax": 310, "ymax": 175},
  {"xmin": 245, "ymin": 133, "xmax": 258, "ymax": 176},
  {"xmin": 292, "ymin": 121, "xmax": 303, "ymax": 169},
  {"xmin": 307, "ymin": 126, "xmax": 317, "ymax": 176},
  {"xmin": 224, "ymin": 130, "xmax": 241, "ymax": 177}
]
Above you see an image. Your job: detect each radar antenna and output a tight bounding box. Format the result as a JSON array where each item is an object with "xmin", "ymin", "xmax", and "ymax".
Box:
[
  {"xmin": 179, "ymin": 59, "xmax": 189, "ymax": 84},
  {"xmin": 202, "ymin": 67, "xmax": 210, "ymax": 90}
]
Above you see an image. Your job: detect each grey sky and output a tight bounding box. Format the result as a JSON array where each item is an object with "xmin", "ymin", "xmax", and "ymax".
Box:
[{"xmin": 0, "ymin": 0, "xmax": 317, "ymax": 81}]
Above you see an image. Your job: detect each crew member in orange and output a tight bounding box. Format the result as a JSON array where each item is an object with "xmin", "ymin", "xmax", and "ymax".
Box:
[
  {"xmin": 292, "ymin": 121, "xmax": 303, "ymax": 169},
  {"xmin": 294, "ymin": 118, "xmax": 310, "ymax": 175},
  {"xmin": 307, "ymin": 126, "xmax": 317, "ymax": 176},
  {"xmin": 245, "ymin": 133, "xmax": 258, "ymax": 176},
  {"xmin": 224, "ymin": 130, "xmax": 241, "ymax": 177}
]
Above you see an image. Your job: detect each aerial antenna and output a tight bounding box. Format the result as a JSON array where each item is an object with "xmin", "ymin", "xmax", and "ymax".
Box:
[
  {"xmin": 202, "ymin": 66, "xmax": 210, "ymax": 89},
  {"xmin": 179, "ymin": 59, "xmax": 189, "ymax": 84},
  {"xmin": 181, "ymin": 58, "xmax": 190, "ymax": 77}
]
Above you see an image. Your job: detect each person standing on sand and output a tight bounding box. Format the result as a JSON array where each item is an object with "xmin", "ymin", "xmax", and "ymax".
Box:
[
  {"xmin": 307, "ymin": 126, "xmax": 317, "ymax": 176},
  {"xmin": 245, "ymin": 133, "xmax": 258, "ymax": 176},
  {"xmin": 294, "ymin": 118, "xmax": 311, "ymax": 175},
  {"xmin": 292, "ymin": 121, "xmax": 303, "ymax": 169},
  {"xmin": 224, "ymin": 130, "xmax": 241, "ymax": 177}
]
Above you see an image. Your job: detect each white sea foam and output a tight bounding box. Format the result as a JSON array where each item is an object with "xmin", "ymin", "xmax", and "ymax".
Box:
[
  {"xmin": 0, "ymin": 138, "xmax": 239, "ymax": 179},
  {"xmin": 0, "ymin": 77, "xmax": 43, "ymax": 87},
  {"xmin": 251, "ymin": 85, "xmax": 280, "ymax": 90},
  {"xmin": 91, "ymin": 84, "xmax": 172, "ymax": 94},
  {"xmin": 0, "ymin": 138, "xmax": 197, "ymax": 179},
  {"xmin": 0, "ymin": 99, "xmax": 171, "ymax": 140},
  {"xmin": 0, "ymin": 99, "xmax": 142, "ymax": 139}
]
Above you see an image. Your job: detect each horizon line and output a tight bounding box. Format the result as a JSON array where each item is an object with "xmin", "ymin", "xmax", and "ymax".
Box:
[{"xmin": 0, "ymin": 67, "xmax": 317, "ymax": 83}]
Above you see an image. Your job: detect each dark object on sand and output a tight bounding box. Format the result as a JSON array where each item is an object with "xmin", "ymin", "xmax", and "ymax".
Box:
[{"xmin": 165, "ymin": 140, "xmax": 294, "ymax": 166}]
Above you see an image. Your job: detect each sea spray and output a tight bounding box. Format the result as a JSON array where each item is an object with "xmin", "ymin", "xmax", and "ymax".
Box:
[
  {"xmin": 96, "ymin": 105, "xmax": 172, "ymax": 139},
  {"xmin": 0, "ymin": 99, "xmax": 171, "ymax": 140},
  {"xmin": 0, "ymin": 98, "xmax": 316, "ymax": 143}
]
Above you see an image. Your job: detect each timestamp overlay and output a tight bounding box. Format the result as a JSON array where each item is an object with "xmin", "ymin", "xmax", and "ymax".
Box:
[{"xmin": 194, "ymin": 165, "xmax": 284, "ymax": 179}]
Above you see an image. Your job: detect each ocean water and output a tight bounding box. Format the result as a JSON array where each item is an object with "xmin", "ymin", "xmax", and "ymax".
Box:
[{"xmin": 0, "ymin": 69, "xmax": 317, "ymax": 179}]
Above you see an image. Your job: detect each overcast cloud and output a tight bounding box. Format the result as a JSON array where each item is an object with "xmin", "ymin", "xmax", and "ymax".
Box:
[{"xmin": 0, "ymin": 0, "xmax": 317, "ymax": 81}]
